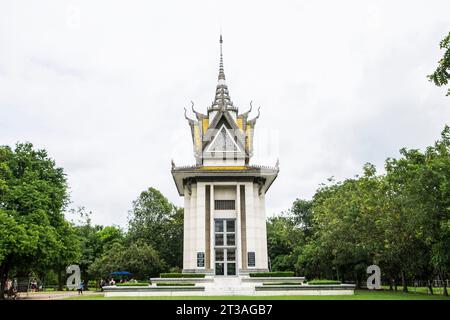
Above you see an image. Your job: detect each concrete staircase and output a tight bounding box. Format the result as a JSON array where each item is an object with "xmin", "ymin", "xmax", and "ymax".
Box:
[{"xmin": 204, "ymin": 277, "xmax": 255, "ymax": 296}]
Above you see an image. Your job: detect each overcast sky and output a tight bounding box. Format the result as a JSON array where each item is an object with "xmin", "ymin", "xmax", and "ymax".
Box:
[{"xmin": 1, "ymin": 0, "xmax": 449, "ymax": 227}]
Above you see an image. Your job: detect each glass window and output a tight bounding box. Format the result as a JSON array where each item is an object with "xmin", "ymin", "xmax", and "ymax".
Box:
[
  {"xmin": 226, "ymin": 233, "xmax": 235, "ymax": 246},
  {"xmin": 215, "ymin": 220, "xmax": 224, "ymax": 232},
  {"xmin": 215, "ymin": 263, "xmax": 224, "ymax": 276},
  {"xmin": 227, "ymin": 263, "xmax": 236, "ymax": 276},
  {"xmin": 215, "ymin": 234, "xmax": 224, "ymax": 246},
  {"xmin": 215, "ymin": 249, "xmax": 224, "ymax": 261},
  {"xmin": 214, "ymin": 219, "xmax": 237, "ymax": 276},
  {"xmin": 227, "ymin": 249, "xmax": 235, "ymax": 261},
  {"xmin": 226, "ymin": 220, "xmax": 235, "ymax": 232}
]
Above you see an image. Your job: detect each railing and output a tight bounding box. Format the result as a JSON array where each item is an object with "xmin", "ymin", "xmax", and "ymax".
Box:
[{"xmin": 173, "ymin": 164, "xmax": 279, "ymax": 171}]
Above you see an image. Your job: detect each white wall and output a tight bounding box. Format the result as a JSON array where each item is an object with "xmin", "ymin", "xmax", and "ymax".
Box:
[
  {"xmin": 244, "ymin": 182, "xmax": 268, "ymax": 270},
  {"xmin": 184, "ymin": 180, "xmax": 268, "ymax": 273},
  {"xmin": 203, "ymin": 158, "xmax": 245, "ymax": 166}
]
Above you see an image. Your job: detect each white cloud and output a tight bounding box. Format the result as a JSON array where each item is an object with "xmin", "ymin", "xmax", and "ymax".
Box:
[{"xmin": 1, "ymin": 0, "xmax": 449, "ymax": 226}]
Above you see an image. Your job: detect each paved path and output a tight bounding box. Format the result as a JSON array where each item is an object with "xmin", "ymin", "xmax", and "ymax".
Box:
[{"xmin": 16, "ymin": 291, "xmax": 101, "ymax": 300}]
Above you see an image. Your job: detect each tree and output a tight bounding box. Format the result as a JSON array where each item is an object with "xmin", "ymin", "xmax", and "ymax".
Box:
[
  {"xmin": 0, "ymin": 143, "xmax": 69, "ymax": 298},
  {"xmin": 49, "ymin": 220, "xmax": 81, "ymax": 291},
  {"xmin": 266, "ymin": 215, "xmax": 303, "ymax": 272},
  {"xmin": 290, "ymin": 199, "xmax": 314, "ymax": 237},
  {"xmin": 72, "ymin": 208, "xmax": 124, "ymax": 289},
  {"xmin": 122, "ymin": 240, "xmax": 166, "ymax": 279},
  {"xmin": 307, "ymin": 167, "xmax": 385, "ymax": 286},
  {"xmin": 127, "ymin": 187, "xmax": 183, "ymax": 269},
  {"xmin": 385, "ymin": 126, "xmax": 450, "ymax": 295},
  {"xmin": 88, "ymin": 240, "xmax": 165, "ymax": 280},
  {"xmin": 428, "ymin": 31, "xmax": 450, "ymax": 96},
  {"xmin": 275, "ymin": 126, "xmax": 449, "ymax": 295}
]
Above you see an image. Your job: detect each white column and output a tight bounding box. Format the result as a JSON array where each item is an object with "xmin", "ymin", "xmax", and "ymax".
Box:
[
  {"xmin": 258, "ymin": 192, "xmax": 268, "ymax": 269},
  {"xmin": 183, "ymin": 186, "xmax": 191, "ymax": 270},
  {"xmin": 196, "ymin": 182, "xmax": 206, "ymax": 271},
  {"xmin": 210, "ymin": 184, "xmax": 215, "ymax": 273},
  {"xmin": 189, "ymin": 184, "xmax": 198, "ymax": 269},
  {"xmin": 254, "ymin": 186, "xmax": 268, "ymax": 269},
  {"xmin": 236, "ymin": 183, "xmax": 242, "ymax": 270},
  {"xmin": 245, "ymin": 182, "xmax": 256, "ymax": 267}
]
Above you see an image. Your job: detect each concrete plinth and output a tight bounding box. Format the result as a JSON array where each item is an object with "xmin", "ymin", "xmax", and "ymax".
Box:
[{"xmin": 102, "ymin": 276, "xmax": 355, "ymax": 297}]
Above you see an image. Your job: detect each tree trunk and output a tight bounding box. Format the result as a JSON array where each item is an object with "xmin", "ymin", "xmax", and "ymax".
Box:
[
  {"xmin": 427, "ymin": 279, "xmax": 434, "ymax": 295},
  {"xmin": 57, "ymin": 268, "xmax": 64, "ymax": 291},
  {"xmin": 394, "ymin": 277, "xmax": 398, "ymax": 292},
  {"xmin": 400, "ymin": 270, "xmax": 408, "ymax": 293},
  {"xmin": 0, "ymin": 260, "xmax": 10, "ymax": 300},
  {"xmin": 440, "ymin": 271, "xmax": 448, "ymax": 297},
  {"xmin": 83, "ymin": 273, "xmax": 89, "ymax": 291},
  {"xmin": 389, "ymin": 278, "xmax": 393, "ymax": 291},
  {"xmin": 354, "ymin": 272, "xmax": 360, "ymax": 289},
  {"xmin": 0, "ymin": 266, "xmax": 6, "ymax": 300}
]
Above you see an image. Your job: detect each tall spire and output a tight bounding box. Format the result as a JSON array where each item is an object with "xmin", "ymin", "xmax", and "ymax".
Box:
[
  {"xmin": 218, "ymin": 34, "xmax": 225, "ymax": 82},
  {"xmin": 210, "ymin": 34, "xmax": 236, "ymax": 112}
]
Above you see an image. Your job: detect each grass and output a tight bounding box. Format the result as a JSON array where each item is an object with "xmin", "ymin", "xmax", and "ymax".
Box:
[
  {"xmin": 262, "ymin": 282, "xmax": 302, "ymax": 286},
  {"xmin": 63, "ymin": 289, "xmax": 450, "ymax": 300}
]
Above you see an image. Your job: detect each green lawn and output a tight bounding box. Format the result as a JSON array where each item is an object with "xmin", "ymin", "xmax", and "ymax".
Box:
[{"xmin": 64, "ymin": 289, "xmax": 450, "ymax": 300}]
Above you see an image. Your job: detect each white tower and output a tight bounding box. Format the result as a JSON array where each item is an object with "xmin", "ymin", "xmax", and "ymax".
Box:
[{"xmin": 172, "ymin": 35, "xmax": 278, "ymax": 276}]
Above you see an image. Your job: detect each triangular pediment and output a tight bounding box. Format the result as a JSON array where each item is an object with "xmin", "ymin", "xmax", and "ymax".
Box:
[
  {"xmin": 202, "ymin": 110, "xmax": 245, "ymax": 150},
  {"xmin": 205, "ymin": 124, "xmax": 242, "ymax": 153}
]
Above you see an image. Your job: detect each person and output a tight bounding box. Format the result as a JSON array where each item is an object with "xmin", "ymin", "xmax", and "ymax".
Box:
[
  {"xmin": 5, "ymin": 279, "xmax": 12, "ymax": 294},
  {"xmin": 30, "ymin": 279, "xmax": 37, "ymax": 292},
  {"xmin": 5, "ymin": 279, "xmax": 16, "ymax": 300},
  {"xmin": 77, "ymin": 280, "xmax": 84, "ymax": 295},
  {"xmin": 100, "ymin": 279, "xmax": 105, "ymax": 290}
]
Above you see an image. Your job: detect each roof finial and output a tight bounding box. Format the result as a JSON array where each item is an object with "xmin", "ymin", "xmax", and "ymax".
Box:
[
  {"xmin": 218, "ymin": 34, "xmax": 225, "ymax": 81},
  {"xmin": 210, "ymin": 33, "xmax": 235, "ymax": 111}
]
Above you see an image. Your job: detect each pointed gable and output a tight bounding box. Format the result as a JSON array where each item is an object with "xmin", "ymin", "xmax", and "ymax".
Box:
[
  {"xmin": 206, "ymin": 124, "xmax": 242, "ymax": 153},
  {"xmin": 202, "ymin": 109, "xmax": 246, "ymax": 154}
]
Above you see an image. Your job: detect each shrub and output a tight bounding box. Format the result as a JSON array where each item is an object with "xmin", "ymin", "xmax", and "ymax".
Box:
[
  {"xmin": 159, "ymin": 273, "xmax": 205, "ymax": 278},
  {"xmin": 249, "ymin": 272, "xmax": 295, "ymax": 277},
  {"xmin": 156, "ymin": 283, "xmax": 195, "ymax": 286},
  {"xmin": 307, "ymin": 280, "xmax": 341, "ymax": 285},
  {"xmin": 116, "ymin": 282, "xmax": 149, "ymax": 287}
]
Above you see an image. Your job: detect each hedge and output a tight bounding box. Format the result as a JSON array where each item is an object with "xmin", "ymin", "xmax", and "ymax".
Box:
[
  {"xmin": 116, "ymin": 282, "xmax": 150, "ymax": 287},
  {"xmin": 159, "ymin": 273, "xmax": 206, "ymax": 278},
  {"xmin": 307, "ymin": 280, "xmax": 341, "ymax": 285},
  {"xmin": 249, "ymin": 272, "xmax": 295, "ymax": 277},
  {"xmin": 156, "ymin": 283, "xmax": 195, "ymax": 286}
]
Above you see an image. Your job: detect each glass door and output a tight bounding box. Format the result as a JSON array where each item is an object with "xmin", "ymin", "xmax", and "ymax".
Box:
[{"xmin": 214, "ymin": 219, "xmax": 237, "ymax": 276}]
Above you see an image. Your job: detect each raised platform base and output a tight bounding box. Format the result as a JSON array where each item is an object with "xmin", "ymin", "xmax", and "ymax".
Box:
[{"xmin": 103, "ymin": 276, "xmax": 355, "ymax": 297}]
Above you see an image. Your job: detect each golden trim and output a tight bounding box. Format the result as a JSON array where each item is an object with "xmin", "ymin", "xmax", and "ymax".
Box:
[
  {"xmin": 236, "ymin": 118, "xmax": 243, "ymax": 130},
  {"xmin": 200, "ymin": 166, "xmax": 247, "ymax": 170},
  {"xmin": 202, "ymin": 119, "xmax": 209, "ymax": 133},
  {"xmin": 194, "ymin": 125, "xmax": 201, "ymax": 148}
]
